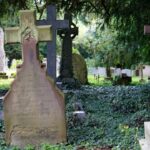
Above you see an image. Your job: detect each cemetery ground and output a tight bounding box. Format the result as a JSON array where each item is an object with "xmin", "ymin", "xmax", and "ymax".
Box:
[{"xmin": 0, "ymin": 77, "xmax": 149, "ymax": 149}]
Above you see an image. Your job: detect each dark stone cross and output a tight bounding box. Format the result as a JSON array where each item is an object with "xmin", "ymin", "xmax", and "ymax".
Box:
[
  {"xmin": 58, "ymin": 13, "xmax": 78, "ymax": 79},
  {"xmin": 37, "ymin": 5, "xmax": 69, "ymax": 80}
]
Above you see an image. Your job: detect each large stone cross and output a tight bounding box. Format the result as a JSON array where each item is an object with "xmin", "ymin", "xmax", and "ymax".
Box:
[
  {"xmin": 5, "ymin": 10, "xmax": 51, "ymax": 46},
  {"xmin": 58, "ymin": 13, "xmax": 78, "ymax": 79},
  {"xmin": 37, "ymin": 5, "xmax": 69, "ymax": 80},
  {"xmin": 4, "ymin": 10, "xmax": 66, "ymax": 148}
]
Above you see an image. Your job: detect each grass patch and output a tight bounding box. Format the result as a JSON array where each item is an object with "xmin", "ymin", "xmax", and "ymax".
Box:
[
  {"xmin": 88, "ymin": 75, "xmax": 112, "ymax": 86},
  {"xmin": 0, "ymin": 79, "xmax": 13, "ymax": 90},
  {"xmin": 88, "ymin": 75, "xmax": 149, "ymax": 86}
]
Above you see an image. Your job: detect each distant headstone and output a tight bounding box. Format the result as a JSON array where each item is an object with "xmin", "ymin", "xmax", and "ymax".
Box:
[
  {"xmin": 138, "ymin": 64, "xmax": 145, "ymax": 82},
  {"xmin": 37, "ymin": 5, "xmax": 69, "ymax": 80},
  {"xmin": 113, "ymin": 67, "xmax": 132, "ymax": 85},
  {"xmin": 0, "ymin": 27, "xmax": 5, "ymax": 73},
  {"xmin": 143, "ymin": 65, "xmax": 150, "ymax": 77},
  {"xmin": 0, "ymin": 27, "xmax": 8, "ymax": 79},
  {"xmin": 121, "ymin": 69, "xmax": 132, "ymax": 84},
  {"xmin": 72, "ymin": 53, "xmax": 88, "ymax": 84},
  {"xmin": 144, "ymin": 25, "xmax": 150, "ymax": 35},
  {"xmin": 114, "ymin": 68, "xmax": 122, "ymax": 77},
  {"xmin": 88, "ymin": 67, "xmax": 107, "ymax": 77},
  {"xmin": 58, "ymin": 13, "xmax": 78, "ymax": 80},
  {"xmin": 4, "ymin": 10, "xmax": 66, "ymax": 148},
  {"xmin": 5, "ymin": 57, "xmax": 9, "ymax": 71}
]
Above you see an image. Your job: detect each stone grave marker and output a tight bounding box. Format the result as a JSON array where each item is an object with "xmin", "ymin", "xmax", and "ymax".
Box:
[
  {"xmin": 4, "ymin": 10, "xmax": 66, "ymax": 148},
  {"xmin": 0, "ymin": 27, "xmax": 5, "ymax": 73},
  {"xmin": 139, "ymin": 25, "xmax": 150, "ymax": 150},
  {"xmin": 113, "ymin": 67, "xmax": 132, "ymax": 85},
  {"xmin": 0, "ymin": 27, "xmax": 8, "ymax": 79},
  {"xmin": 72, "ymin": 53, "xmax": 88, "ymax": 84},
  {"xmin": 139, "ymin": 64, "xmax": 145, "ymax": 82},
  {"xmin": 58, "ymin": 13, "xmax": 78, "ymax": 80},
  {"xmin": 37, "ymin": 5, "xmax": 69, "ymax": 80}
]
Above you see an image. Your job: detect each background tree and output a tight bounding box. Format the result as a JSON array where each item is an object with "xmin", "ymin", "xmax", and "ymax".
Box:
[{"xmin": 1, "ymin": 0, "xmax": 150, "ymax": 69}]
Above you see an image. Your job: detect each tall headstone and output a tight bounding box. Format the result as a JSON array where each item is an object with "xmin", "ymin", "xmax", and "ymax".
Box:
[
  {"xmin": 0, "ymin": 27, "xmax": 6, "ymax": 72},
  {"xmin": 4, "ymin": 10, "xmax": 66, "ymax": 148},
  {"xmin": 139, "ymin": 25, "xmax": 150, "ymax": 150},
  {"xmin": 0, "ymin": 27, "xmax": 8, "ymax": 79},
  {"xmin": 58, "ymin": 13, "xmax": 78, "ymax": 80},
  {"xmin": 37, "ymin": 5, "xmax": 69, "ymax": 80}
]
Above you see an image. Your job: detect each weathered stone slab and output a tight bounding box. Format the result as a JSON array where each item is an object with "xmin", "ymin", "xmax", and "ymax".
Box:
[
  {"xmin": 72, "ymin": 53, "xmax": 88, "ymax": 84},
  {"xmin": 0, "ymin": 27, "xmax": 6, "ymax": 73},
  {"xmin": 4, "ymin": 10, "xmax": 66, "ymax": 148}
]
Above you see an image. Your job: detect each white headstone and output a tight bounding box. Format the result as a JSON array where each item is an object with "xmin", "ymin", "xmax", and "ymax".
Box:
[
  {"xmin": 122, "ymin": 69, "xmax": 132, "ymax": 77},
  {"xmin": 5, "ymin": 57, "xmax": 9, "ymax": 71},
  {"xmin": 0, "ymin": 27, "xmax": 6, "ymax": 72},
  {"xmin": 88, "ymin": 67, "xmax": 107, "ymax": 77},
  {"xmin": 114, "ymin": 68, "xmax": 122, "ymax": 77}
]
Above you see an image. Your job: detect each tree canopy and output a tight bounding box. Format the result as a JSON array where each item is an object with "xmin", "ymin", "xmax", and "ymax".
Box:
[{"xmin": 1, "ymin": 0, "xmax": 150, "ymax": 68}]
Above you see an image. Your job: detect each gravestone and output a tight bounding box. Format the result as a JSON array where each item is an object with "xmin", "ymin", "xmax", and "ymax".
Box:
[
  {"xmin": 0, "ymin": 27, "xmax": 5, "ymax": 73},
  {"xmin": 139, "ymin": 25, "xmax": 150, "ymax": 150},
  {"xmin": 4, "ymin": 10, "xmax": 66, "ymax": 148},
  {"xmin": 139, "ymin": 122, "xmax": 150, "ymax": 150},
  {"xmin": 139, "ymin": 64, "xmax": 145, "ymax": 82},
  {"xmin": 58, "ymin": 13, "xmax": 78, "ymax": 81},
  {"xmin": 37, "ymin": 5, "xmax": 69, "ymax": 80},
  {"xmin": 72, "ymin": 53, "xmax": 88, "ymax": 84},
  {"xmin": 0, "ymin": 27, "xmax": 8, "ymax": 79}
]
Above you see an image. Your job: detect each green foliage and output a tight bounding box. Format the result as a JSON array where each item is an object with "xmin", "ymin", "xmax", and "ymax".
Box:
[
  {"xmin": 0, "ymin": 84, "xmax": 149, "ymax": 149},
  {"xmin": 0, "ymin": 79, "xmax": 13, "ymax": 90},
  {"xmin": 38, "ymin": 42, "xmax": 47, "ymax": 60},
  {"xmin": 10, "ymin": 59, "xmax": 22, "ymax": 69},
  {"xmin": 40, "ymin": 143, "xmax": 74, "ymax": 150},
  {"xmin": 88, "ymin": 75, "xmax": 112, "ymax": 86},
  {"xmin": 24, "ymin": 145, "xmax": 35, "ymax": 150},
  {"xmin": 111, "ymin": 85, "xmax": 150, "ymax": 114},
  {"xmin": 5, "ymin": 44, "xmax": 21, "ymax": 67},
  {"xmin": 65, "ymin": 85, "xmax": 145, "ymax": 149}
]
